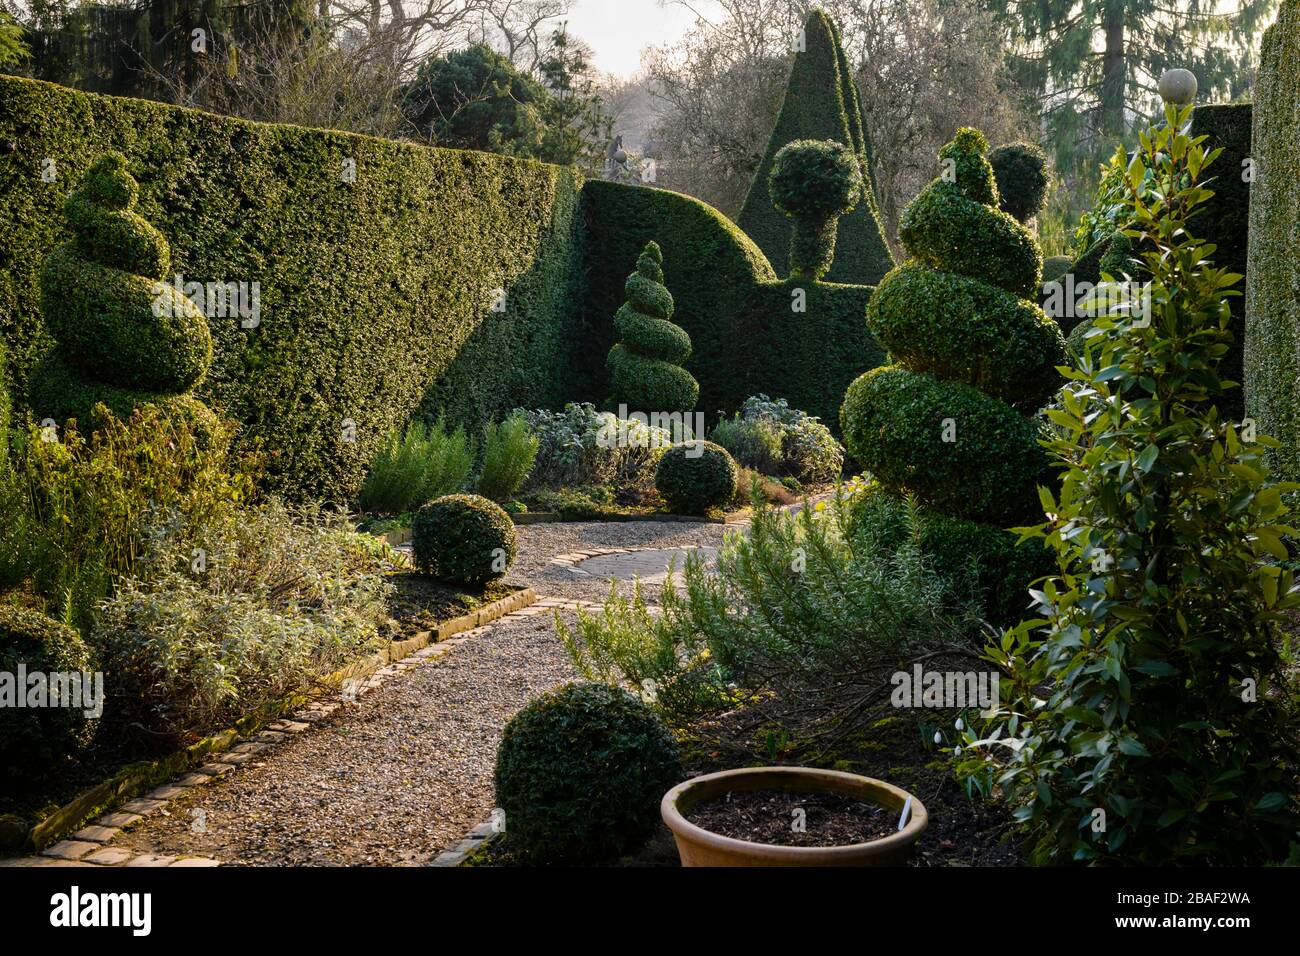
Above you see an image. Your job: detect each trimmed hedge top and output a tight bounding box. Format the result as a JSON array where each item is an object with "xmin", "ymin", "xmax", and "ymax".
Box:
[
  {"xmin": 736, "ymin": 9, "xmax": 893, "ymax": 285},
  {"xmin": 1246, "ymin": 2, "xmax": 1300, "ymax": 482}
]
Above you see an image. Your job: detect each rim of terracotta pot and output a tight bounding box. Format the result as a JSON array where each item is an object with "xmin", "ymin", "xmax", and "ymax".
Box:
[{"xmin": 661, "ymin": 766, "xmax": 929, "ymax": 863}]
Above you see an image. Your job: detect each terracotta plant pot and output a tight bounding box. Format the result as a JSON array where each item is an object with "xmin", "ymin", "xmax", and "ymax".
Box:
[{"xmin": 661, "ymin": 767, "xmax": 928, "ymax": 867}]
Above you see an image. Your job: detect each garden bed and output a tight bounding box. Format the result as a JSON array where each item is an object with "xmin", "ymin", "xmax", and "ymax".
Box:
[{"xmin": 1, "ymin": 582, "xmax": 536, "ymax": 853}]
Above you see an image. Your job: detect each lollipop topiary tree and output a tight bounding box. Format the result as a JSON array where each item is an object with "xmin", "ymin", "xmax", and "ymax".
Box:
[
  {"xmin": 32, "ymin": 152, "xmax": 214, "ymax": 431},
  {"xmin": 606, "ymin": 241, "xmax": 699, "ymax": 415},
  {"xmin": 769, "ymin": 139, "xmax": 862, "ymax": 282},
  {"xmin": 842, "ymin": 128, "xmax": 1067, "ymax": 623}
]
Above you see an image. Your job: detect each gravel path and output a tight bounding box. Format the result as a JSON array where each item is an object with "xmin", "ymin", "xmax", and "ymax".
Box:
[
  {"xmin": 506, "ymin": 520, "xmax": 734, "ymax": 603},
  {"xmin": 114, "ymin": 612, "xmax": 580, "ymax": 867},
  {"xmin": 110, "ymin": 519, "xmax": 735, "ymax": 866}
]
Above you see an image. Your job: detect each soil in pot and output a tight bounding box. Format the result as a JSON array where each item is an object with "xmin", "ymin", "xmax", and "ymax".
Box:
[{"xmin": 684, "ymin": 788, "xmax": 897, "ymax": 847}]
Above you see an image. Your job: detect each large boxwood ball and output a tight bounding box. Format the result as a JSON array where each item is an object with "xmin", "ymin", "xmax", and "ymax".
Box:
[
  {"xmin": 411, "ymin": 493, "xmax": 517, "ymax": 585},
  {"xmin": 655, "ymin": 441, "xmax": 739, "ymax": 515},
  {"xmin": 0, "ymin": 605, "xmax": 95, "ymax": 775},
  {"xmin": 494, "ymin": 682, "xmax": 683, "ymax": 864}
]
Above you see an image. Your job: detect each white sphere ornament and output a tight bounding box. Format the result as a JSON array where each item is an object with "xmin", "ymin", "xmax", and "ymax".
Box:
[{"xmin": 1158, "ymin": 69, "xmax": 1198, "ymax": 106}]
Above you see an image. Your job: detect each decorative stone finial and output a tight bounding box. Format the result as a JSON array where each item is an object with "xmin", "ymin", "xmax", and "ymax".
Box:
[{"xmin": 1158, "ymin": 69, "xmax": 1198, "ymax": 106}]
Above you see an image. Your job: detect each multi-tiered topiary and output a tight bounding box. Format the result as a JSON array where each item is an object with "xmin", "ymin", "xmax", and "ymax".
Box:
[
  {"xmin": 32, "ymin": 152, "xmax": 214, "ymax": 432},
  {"xmin": 606, "ymin": 241, "xmax": 699, "ymax": 415},
  {"xmin": 769, "ymin": 139, "xmax": 862, "ymax": 281},
  {"xmin": 842, "ymin": 128, "xmax": 1067, "ymax": 624}
]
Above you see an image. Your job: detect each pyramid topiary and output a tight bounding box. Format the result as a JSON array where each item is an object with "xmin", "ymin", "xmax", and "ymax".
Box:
[
  {"xmin": 841, "ymin": 128, "xmax": 1067, "ymax": 623},
  {"xmin": 31, "ymin": 152, "xmax": 214, "ymax": 432},
  {"xmin": 737, "ymin": 9, "xmax": 893, "ymax": 285},
  {"xmin": 606, "ymin": 241, "xmax": 699, "ymax": 414}
]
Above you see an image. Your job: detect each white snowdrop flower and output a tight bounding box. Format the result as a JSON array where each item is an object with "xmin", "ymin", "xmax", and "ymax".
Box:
[
  {"xmin": 955, "ymin": 718, "xmax": 964, "ymax": 731},
  {"xmin": 933, "ymin": 731, "xmax": 942, "ymax": 745}
]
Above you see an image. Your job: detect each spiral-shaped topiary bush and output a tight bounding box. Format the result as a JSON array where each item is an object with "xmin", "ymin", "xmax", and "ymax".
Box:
[
  {"xmin": 606, "ymin": 241, "xmax": 699, "ymax": 415},
  {"xmin": 842, "ymin": 129, "xmax": 1066, "ymax": 620},
  {"xmin": 32, "ymin": 152, "xmax": 214, "ymax": 430}
]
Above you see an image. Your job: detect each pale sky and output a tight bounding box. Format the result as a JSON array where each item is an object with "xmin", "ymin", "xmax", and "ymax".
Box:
[{"xmin": 563, "ymin": 0, "xmax": 719, "ymax": 77}]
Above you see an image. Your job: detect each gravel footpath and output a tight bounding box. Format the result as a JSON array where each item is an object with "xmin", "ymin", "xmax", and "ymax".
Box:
[
  {"xmin": 111, "ymin": 519, "xmax": 732, "ymax": 866},
  {"xmin": 114, "ymin": 612, "xmax": 580, "ymax": 866},
  {"xmin": 506, "ymin": 520, "xmax": 735, "ymax": 603}
]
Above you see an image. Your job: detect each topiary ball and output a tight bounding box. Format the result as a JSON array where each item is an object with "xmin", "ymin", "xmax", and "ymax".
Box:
[
  {"xmin": 988, "ymin": 142, "xmax": 1049, "ymax": 224},
  {"xmin": 411, "ymin": 493, "xmax": 517, "ymax": 585},
  {"xmin": 0, "ymin": 605, "xmax": 96, "ymax": 776},
  {"xmin": 655, "ymin": 441, "xmax": 739, "ymax": 515},
  {"xmin": 769, "ymin": 139, "xmax": 862, "ymax": 221},
  {"xmin": 494, "ymin": 682, "xmax": 683, "ymax": 864}
]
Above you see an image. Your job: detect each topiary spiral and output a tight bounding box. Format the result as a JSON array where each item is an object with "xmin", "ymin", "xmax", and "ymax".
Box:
[
  {"xmin": 606, "ymin": 241, "xmax": 699, "ymax": 415},
  {"xmin": 842, "ymin": 128, "xmax": 1067, "ymax": 622},
  {"xmin": 32, "ymin": 152, "xmax": 214, "ymax": 431}
]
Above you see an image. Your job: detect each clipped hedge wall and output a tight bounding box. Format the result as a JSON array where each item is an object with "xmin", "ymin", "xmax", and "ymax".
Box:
[
  {"xmin": 0, "ymin": 74, "xmax": 586, "ymax": 504},
  {"xmin": 1245, "ymin": 2, "xmax": 1300, "ymax": 482},
  {"xmin": 735, "ymin": 9, "xmax": 893, "ymax": 285},
  {"xmin": 1190, "ymin": 103, "xmax": 1252, "ymax": 419},
  {"xmin": 582, "ymin": 180, "xmax": 883, "ymax": 428}
]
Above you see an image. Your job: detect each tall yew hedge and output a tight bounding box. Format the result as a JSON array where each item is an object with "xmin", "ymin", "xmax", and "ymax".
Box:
[
  {"xmin": 0, "ymin": 75, "xmax": 586, "ymax": 504},
  {"xmin": 1245, "ymin": 0, "xmax": 1300, "ymax": 482}
]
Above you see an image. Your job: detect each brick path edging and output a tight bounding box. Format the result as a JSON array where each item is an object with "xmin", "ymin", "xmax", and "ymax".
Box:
[{"xmin": 1, "ymin": 587, "xmax": 539, "ymax": 866}]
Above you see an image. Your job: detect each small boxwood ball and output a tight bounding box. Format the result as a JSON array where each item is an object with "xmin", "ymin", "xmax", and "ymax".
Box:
[
  {"xmin": 0, "ymin": 606, "xmax": 95, "ymax": 775},
  {"xmin": 494, "ymin": 682, "xmax": 683, "ymax": 864},
  {"xmin": 412, "ymin": 493, "xmax": 517, "ymax": 585},
  {"xmin": 655, "ymin": 441, "xmax": 739, "ymax": 515}
]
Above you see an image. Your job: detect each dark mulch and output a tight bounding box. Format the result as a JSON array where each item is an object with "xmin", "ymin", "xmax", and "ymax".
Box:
[
  {"xmin": 684, "ymin": 788, "xmax": 896, "ymax": 847},
  {"xmin": 383, "ymin": 572, "xmax": 516, "ymax": 635}
]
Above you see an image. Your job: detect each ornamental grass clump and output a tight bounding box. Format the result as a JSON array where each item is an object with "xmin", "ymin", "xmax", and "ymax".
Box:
[{"xmin": 957, "ymin": 104, "xmax": 1300, "ymax": 866}]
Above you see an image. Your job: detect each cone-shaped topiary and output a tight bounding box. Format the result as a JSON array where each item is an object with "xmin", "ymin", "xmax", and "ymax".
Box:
[
  {"xmin": 769, "ymin": 139, "xmax": 862, "ymax": 281},
  {"xmin": 32, "ymin": 152, "xmax": 214, "ymax": 430},
  {"xmin": 606, "ymin": 241, "xmax": 700, "ymax": 414},
  {"xmin": 842, "ymin": 128, "xmax": 1066, "ymax": 622},
  {"xmin": 737, "ymin": 9, "xmax": 893, "ymax": 285}
]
